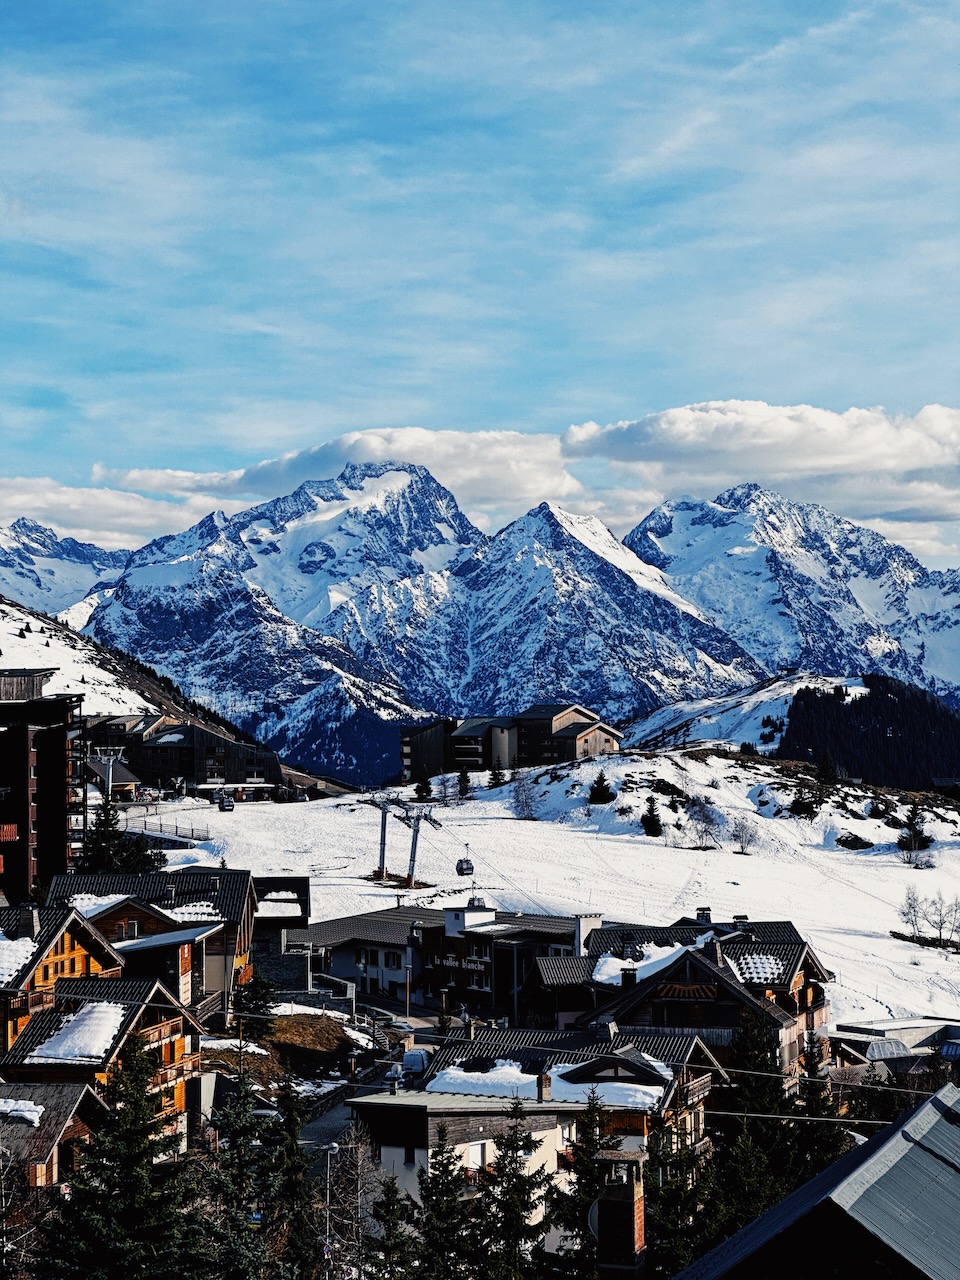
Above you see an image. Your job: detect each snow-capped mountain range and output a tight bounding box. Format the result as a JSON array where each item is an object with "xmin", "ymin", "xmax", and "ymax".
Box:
[{"xmin": 4, "ymin": 463, "xmax": 960, "ymax": 784}]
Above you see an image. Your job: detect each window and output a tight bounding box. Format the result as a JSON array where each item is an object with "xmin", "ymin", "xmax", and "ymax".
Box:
[
  {"xmin": 403, "ymin": 1144, "xmax": 415, "ymax": 1166},
  {"xmin": 384, "ymin": 951, "xmax": 402, "ymax": 970}
]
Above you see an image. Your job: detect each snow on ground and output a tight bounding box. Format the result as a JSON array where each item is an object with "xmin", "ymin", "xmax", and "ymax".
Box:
[
  {"xmin": 201, "ymin": 1037, "xmax": 269, "ymax": 1056},
  {"xmin": 165, "ymin": 749, "xmax": 960, "ymax": 1027}
]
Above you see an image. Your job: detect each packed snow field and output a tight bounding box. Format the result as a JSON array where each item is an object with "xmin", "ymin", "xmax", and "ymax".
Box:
[{"xmin": 161, "ymin": 750, "xmax": 960, "ymax": 1028}]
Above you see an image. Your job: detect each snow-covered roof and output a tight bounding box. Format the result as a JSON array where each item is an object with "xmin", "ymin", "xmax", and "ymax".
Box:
[
  {"xmin": 158, "ymin": 900, "xmax": 223, "ymax": 923},
  {"xmin": 426, "ymin": 1059, "xmax": 664, "ymax": 1110},
  {"xmin": 24, "ymin": 1003, "xmax": 126, "ymax": 1064},
  {"xmin": 725, "ymin": 952, "xmax": 786, "ymax": 984},
  {"xmin": 0, "ymin": 1098, "xmax": 43, "ymax": 1126},
  {"xmin": 592, "ymin": 944, "xmax": 688, "ymax": 986},
  {"xmin": 0, "ymin": 933, "xmax": 40, "ymax": 986},
  {"xmin": 68, "ymin": 893, "xmax": 132, "ymax": 919}
]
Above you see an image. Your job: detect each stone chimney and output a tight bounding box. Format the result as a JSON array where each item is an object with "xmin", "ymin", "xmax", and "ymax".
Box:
[
  {"xmin": 695, "ymin": 906, "xmax": 712, "ymax": 924},
  {"xmin": 17, "ymin": 905, "xmax": 39, "ymax": 940},
  {"xmin": 536, "ymin": 1073, "xmax": 551, "ymax": 1103},
  {"xmin": 597, "ymin": 1159, "xmax": 645, "ymax": 1279}
]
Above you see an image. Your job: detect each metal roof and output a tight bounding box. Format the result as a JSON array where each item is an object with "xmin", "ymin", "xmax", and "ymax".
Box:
[
  {"xmin": 350, "ymin": 1089, "xmax": 583, "ymax": 1114},
  {"xmin": 114, "ymin": 923, "xmax": 222, "ymax": 952},
  {"xmin": 0, "ymin": 1082, "xmax": 106, "ymax": 1165},
  {"xmin": 47, "ymin": 867, "xmax": 255, "ymax": 927},
  {"xmin": 675, "ymin": 1084, "xmax": 960, "ymax": 1280}
]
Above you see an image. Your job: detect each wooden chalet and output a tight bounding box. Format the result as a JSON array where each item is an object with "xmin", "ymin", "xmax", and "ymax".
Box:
[
  {"xmin": 0, "ymin": 903, "xmax": 124, "ymax": 1054},
  {"xmin": 422, "ymin": 1026, "xmax": 724, "ymax": 1154},
  {"xmin": 555, "ymin": 911, "xmax": 834, "ymax": 1078},
  {"xmin": 47, "ymin": 867, "xmax": 257, "ymax": 1018},
  {"xmin": 0, "ymin": 1081, "xmax": 106, "ymax": 1190},
  {"xmin": 0, "ymin": 977, "xmax": 203, "ymax": 1149}
]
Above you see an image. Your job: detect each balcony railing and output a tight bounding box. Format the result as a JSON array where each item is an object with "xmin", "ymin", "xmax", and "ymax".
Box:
[
  {"xmin": 682, "ymin": 1074, "xmax": 713, "ymax": 1107},
  {"xmin": 140, "ymin": 1017, "xmax": 183, "ymax": 1046}
]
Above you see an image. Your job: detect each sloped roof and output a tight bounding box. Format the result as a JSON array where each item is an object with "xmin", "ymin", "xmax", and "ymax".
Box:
[
  {"xmin": 47, "ymin": 868, "xmax": 255, "ymax": 927},
  {"xmin": 675, "ymin": 1083, "xmax": 960, "ymax": 1280},
  {"xmin": 86, "ymin": 759, "xmax": 141, "ymax": 787},
  {"xmin": 1, "ymin": 977, "xmax": 200, "ymax": 1071},
  {"xmin": 425, "ymin": 1027, "xmax": 721, "ymax": 1084},
  {"xmin": 0, "ymin": 1082, "xmax": 106, "ymax": 1165},
  {"xmin": 516, "ymin": 704, "xmax": 596, "ymax": 720},
  {"xmin": 579, "ymin": 947, "xmax": 796, "ymax": 1030},
  {"xmin": 0, "ymin": 905, "xmax": 123, "ymax": 991},
  {"xmin": 532, "ymin": 955, "xmax": 594, "ymax": 987},
  {"xmin": 289, "ymin": 906, "xmax": 447, "ymax": 949}
]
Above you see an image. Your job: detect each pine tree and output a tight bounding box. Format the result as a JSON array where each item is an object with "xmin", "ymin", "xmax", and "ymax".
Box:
[
  {"xmin": 414, "ymin": 773, "xmax": 433, "ymax": 801},
  {"xmin": 640, "ymin": 797, "xmax": 663, "ymax": 838},
  {"xmin": 233, "ymin": 972, "xmax": 278, "ymax": 1042},
  {"xmin": 898, "ymin": 802, "xmax": 934, "ymax": 855},
  {"xmin": 792, "ymin": 1032, "xmax": 850, "ymax": 1183},
  {"xmin": 415, "ymin": 1121, "xmax": 478, "ymax": 1280},
  {"xmin": 476, "ymin": 1098, "xmax": 553, "ymax": 1280},
  {"xmin": 207, "ymin": 1073, "xmax": 271, "ymax": 1280},
  {"xmin": 367, "ymin": 1175, "xmax": 418, "ymax": 1280},
  {"xmin": 588, "ymin": 772, "xmax": 615, "ymax": 805},
  {"xmin": 550, "ymin": 1088, "xmax": 621, "ymax": 1279},
  {"xmin": 76, "ymin": 793, "xmax": 166, "ymax": 874},
  {"xmin": 457, "ymin": 767, "xmax": 471, "ymax": 801},
  {"xmin": 32, "ymin": 1037, "xmax": 213, "ymax": 1280},
  {"xmin": 260, "ymin": 1080, "xmax": 322, "ymax": 1276},
  {"xmin": 643, "ymin": 1122, "xmax": 716, "ymax": 1279},
  {"xmin": 488, "ymin": 757, "xmax": 506, "ymax": 788}
]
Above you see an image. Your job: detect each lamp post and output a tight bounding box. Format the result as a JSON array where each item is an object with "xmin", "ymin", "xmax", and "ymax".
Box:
[
  {"xmin": 405, "ymin": 965, "xmax": 412, "ymax": 1020},
  {"xmin": 320, "ymin": 1141, "xmax": 339, "ymax": 1254}
]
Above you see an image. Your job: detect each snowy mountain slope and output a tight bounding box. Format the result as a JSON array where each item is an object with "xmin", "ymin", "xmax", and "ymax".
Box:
[
  {"xmin": 82, "ymin": 517, "xmax": 432, "ymax": 785},
  {"xmin": 320, "ymin": 501, "xmax": 766, "ymax": 719},
  {"xmin": 625, "ymin": 674, "xmax": 868, "ymax": 752},
  {"xmin": 625, "ymin": 483, "xmax": 960, "ymax": 701},
  {"xmin": 0, "ymin": 594, "xmax": 162, "ymax": 716},
  {"xmin": 168, "ymin": 746, "xmax": 960, "ymax": 1025},
  {"xmin": 0, "ymin": 518, "xmax": 129, "ymax": 614},
  {"xmin": 20, "ymin": 464, "xmax": 960, "ymax": 784}
]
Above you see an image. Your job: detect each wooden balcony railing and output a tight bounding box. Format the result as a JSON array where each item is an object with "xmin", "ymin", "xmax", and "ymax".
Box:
[{"xmin": 139, "ymin": 1017, "xmax": 183, "ymax": 1046}]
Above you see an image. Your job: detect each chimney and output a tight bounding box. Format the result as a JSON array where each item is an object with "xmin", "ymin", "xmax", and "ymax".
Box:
[
  {"xmin": 597, "ymin": 1160, "xmax": 645, "ymax": 1279},
  {"xmin": 536, "ymin": 1073, "xmax": 552, "ymax": 1103},
  {"xmin": 466, "ymin": 1018, "xmax": 475, "ymax": 1041},
  {"xmin": 388, "ymin": 1077, "xmax": 398, "ymax": 1096},
  {"xmin": 17, "ymin": 905, "xmax": 39, "ymax": 940},
  {"xmin": 164, "ymin": 882, "xmax": 176, "ymax": 907},
  {"xmin": 603, "ymin": 1019, "xmax": 619, "ymax": 1042},
  {"xmin": 695, "ymin": 906, "xmax": 712, "ymax": 924},
  {"xmin": 574, "ymin": 914, "xmax": 603, "ymax": 958},
  {"xmin": 732, "ymin": 914, "xmax": 749, "ymax": 924},
  {"xmin": 620, "ymin": 967, "xmax": 637, "ymax": 987},
  {"xmin": 702, "ymin": 940, "xmax": 723, "ymax": 966}
]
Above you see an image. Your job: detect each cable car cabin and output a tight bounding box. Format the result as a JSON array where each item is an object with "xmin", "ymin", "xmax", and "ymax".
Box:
[{"xmin": 456, "ymin": 858, "xmax": 474, "ymax": 877}]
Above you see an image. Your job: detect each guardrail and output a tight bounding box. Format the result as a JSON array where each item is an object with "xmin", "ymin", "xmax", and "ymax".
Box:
[{"xmin": 121, "ymin": 817, "xmax": 210, "ymax": 842}]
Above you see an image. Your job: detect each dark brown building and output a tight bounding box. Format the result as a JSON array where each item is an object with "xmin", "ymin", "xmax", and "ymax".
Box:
[{"xmin": 0, "ymin": 669, "xmax": 84, "ymax": 903}]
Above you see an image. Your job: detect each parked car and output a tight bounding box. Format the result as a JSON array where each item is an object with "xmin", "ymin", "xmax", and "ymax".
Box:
[{"xmin": 219, "ymin": 796, "xmax": 235, "ymax": 812}]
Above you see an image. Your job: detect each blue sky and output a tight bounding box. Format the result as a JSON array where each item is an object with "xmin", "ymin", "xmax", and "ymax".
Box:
[{"xmin": 2, "ymin": 2, "xmax": 960, "ymax": 560}]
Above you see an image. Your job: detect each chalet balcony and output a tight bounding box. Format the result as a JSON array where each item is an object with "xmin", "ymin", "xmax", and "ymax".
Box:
[
  {"xmin": 0, "ymin": 824, "xmax": 18, "ymax": 843},
  {"xmin": 149, "ymin": 1055, "xmax": 201, "ymax": 1089},
  {"xmin": 140, "ymin": 1017, "xmax": 183, "ymax": 1046},
  {"xmin": 681, "ymin": 1073, "xmax": 713, "ymax": 1108}
]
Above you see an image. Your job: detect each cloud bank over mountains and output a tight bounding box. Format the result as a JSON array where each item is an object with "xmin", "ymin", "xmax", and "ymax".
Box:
[{"xmin": 4, "ymin": 400, "xmax": 960, "ymax": 566}]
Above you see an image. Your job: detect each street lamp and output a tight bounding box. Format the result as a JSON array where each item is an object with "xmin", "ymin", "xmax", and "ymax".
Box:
[
  {"xmin": 405, "ymin": 965, "xmax": 412, "ymax": 1020},
  {"xmin": 319, "ymin": 1141, "xmax": 339, "ymax": 1249}
]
